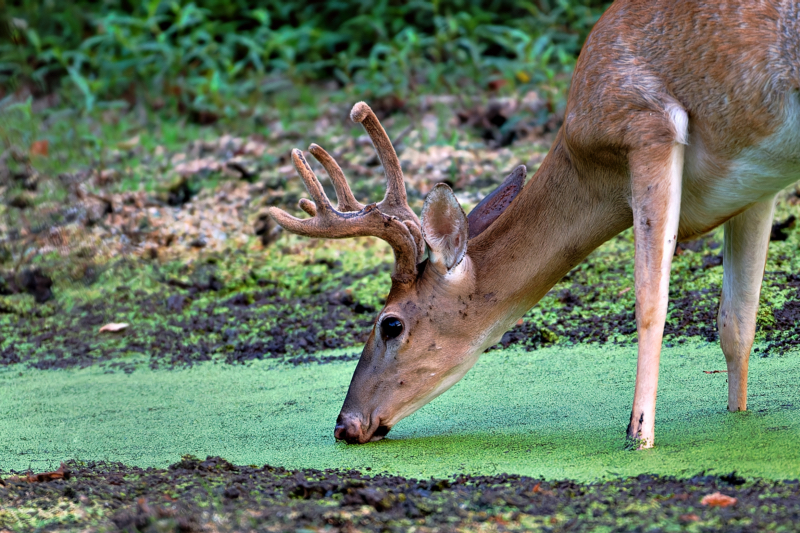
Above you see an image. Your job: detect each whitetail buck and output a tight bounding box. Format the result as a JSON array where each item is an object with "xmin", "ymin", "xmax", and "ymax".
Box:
[{"xmin": 269, "ymin": 0, "xmax": 800, "ymax": 448}]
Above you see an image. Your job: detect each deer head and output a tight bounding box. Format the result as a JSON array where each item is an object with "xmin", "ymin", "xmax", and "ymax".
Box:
[{"xmin": 269, "ymin": 102, "xmax": 524, "ymax": 443}]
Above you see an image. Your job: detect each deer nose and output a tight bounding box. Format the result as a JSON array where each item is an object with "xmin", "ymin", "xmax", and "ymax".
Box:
[{"xmin": 334, "ymin": 414, "xmax": 364, "ymax": 444}]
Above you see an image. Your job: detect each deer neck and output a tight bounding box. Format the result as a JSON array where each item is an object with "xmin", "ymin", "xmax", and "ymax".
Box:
[{"xmin": 468, "ymin": 132, "xmax": 632, "ymax": 333}]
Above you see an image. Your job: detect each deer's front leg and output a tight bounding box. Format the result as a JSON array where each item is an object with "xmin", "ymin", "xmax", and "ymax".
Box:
[
  {"xmin": 718, "ymin": 196, "xmax": 776, "ymax": 412},
  {"xmin": 627, "ymin": 125, "xmax": 686, "ymax": 449}
]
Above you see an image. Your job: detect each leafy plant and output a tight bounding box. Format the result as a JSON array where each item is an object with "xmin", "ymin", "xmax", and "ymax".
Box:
[{"xmin": 1, "ymin": 0, "xmax": 610, "ymax": 114}]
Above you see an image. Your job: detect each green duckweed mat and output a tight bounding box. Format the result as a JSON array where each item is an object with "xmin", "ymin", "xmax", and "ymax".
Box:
[{"xmin": 2, "ymin": 340, "xmax": 798, "ymax": 481}]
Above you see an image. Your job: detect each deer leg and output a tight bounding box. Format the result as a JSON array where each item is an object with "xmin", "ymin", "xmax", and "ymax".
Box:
[
  {"xmin": 718, "ymin": 196, "xmax": 776, "ymax": 412},
  {"xmin": 626, "ymin": 117, "xmax": 686, "ymax": 449}
]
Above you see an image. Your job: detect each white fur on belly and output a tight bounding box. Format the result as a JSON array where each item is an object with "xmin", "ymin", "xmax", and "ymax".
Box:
[{"xmin": 681, "ymin": 93, "xmax": 800, "ymax": 232}]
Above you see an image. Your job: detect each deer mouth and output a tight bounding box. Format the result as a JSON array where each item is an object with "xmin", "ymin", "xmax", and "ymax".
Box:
[
  {"xmin": 368, "ymin": 425, "xmax": 392, "ymax": 442},
  {"xmin": 334, "ymin": 413, "xmax": 393, "ymax": 444}
]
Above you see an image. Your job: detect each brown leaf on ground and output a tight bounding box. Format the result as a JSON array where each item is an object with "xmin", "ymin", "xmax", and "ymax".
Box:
[
  {"xmin": 117, "ymin": 135, "xmax": 140, "ymax": 150},
  {"xmin": 701, "ymin": 492, "xmax": 737, "ymax": 507},
  {"xmin": 703, "ymin": 370, "xmax": 728, "ymax": 374},
  {"xmin": 99, "ymin": 322, "xmax": 129, "ymax": 333},
  {"xmin": 7, "ymin": 462, "xmax": 71, "ymax": 483},
  {"xmin": 174, "ymin": 157, "xmax": 223, "ymax": 177},
  {"xmin": 527, "ymin": 482, "xmax": 554, "ymax": 496},
  {"xmin": 95, "ymin": 168, "xmax": 121, "ymax": 186},
  {"xmin": 242, "ymin": 137, "xmax": 267, "ymax": 157},
  {"xmin": 30, "ymin": 140, "xmax": 49, "ymax": 157}
]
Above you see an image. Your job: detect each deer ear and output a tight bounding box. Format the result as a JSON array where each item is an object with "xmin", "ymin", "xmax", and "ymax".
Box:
[
  {"xmin": 421, "ymin": 184, "xmax": 469, "ymax": 271},
  {"xmin": 467, "ymin": 165, "xmax": 525, "ymax": 239}
]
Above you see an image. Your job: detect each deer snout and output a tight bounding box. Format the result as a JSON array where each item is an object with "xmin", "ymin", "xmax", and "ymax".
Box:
[
  {"xmin": 334, "ymin": 414, "xmax": 364, "ymax": 444},
  {"xmin": 334, "ymin": 413, "xmax": 392, "ymax": 444}
]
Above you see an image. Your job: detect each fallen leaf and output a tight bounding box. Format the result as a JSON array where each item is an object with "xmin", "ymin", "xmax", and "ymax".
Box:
[
  {"xmin": 95, "ymin": 168, "xmax": 120, "ymax": 186},
  {"xmin": 701, "ymin": 492, "xmax": 737, "ymax": 507},
  {"xmin": 489, "ymin": 515, "xmax": 509, "ymax": 525},
  {"xmin": 30, "ymin": 140, "xmax": 49, "ymax": 157},
  {"xmin": 703, "ymin": 370, "xmax": 728, "ymax": 374},
  {"xmin": 117, "ymin": 135, "xmax": 140, "ymax": 150},
  {"xmin": 174, "ymin": 157, "xmax": 222, "ymax": 177},
  {"xmin": 99, "ymin": 322, "xmax": 129, "ymax": 333},
  {"xmin": 7, "ymin": 462, "xmax": 71, "ymax": 483},
  {"xmin": 527, "ymin": 482, "xmax": 554, "ymax": 496},
  {"xmin": 680, "ymin": 513, "xmax": 700, "ymax": 521}
]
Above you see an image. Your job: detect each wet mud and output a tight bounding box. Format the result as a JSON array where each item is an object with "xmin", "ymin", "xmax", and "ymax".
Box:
[{"xmin": 3, "ymin": 457, "xmax": 800, "ymax": 532}]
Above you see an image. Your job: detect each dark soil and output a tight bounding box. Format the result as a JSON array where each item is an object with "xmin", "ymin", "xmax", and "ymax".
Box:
[
  {"xmin": 0, "ymin": 260, "xmax": 381, "ymax": 371},
  {"xmin": 497, "ymin": 285, "xmax": 720, "ymax": 351},
  {"xmin": 4, "ymin": 246, "xmax": 800, "ymax": 371},
  {"xmin": 760, "ymin": 272, "xmax": 800, "ymax": 355},
  {"xmin": 2, "ymin": 457, "xmax": 799, "ymax": 532}
]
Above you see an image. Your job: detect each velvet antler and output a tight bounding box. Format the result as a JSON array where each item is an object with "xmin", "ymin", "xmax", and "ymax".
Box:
[{"xmin": 268, "ymin": 102, "xmax": 424, "ymax": 284}]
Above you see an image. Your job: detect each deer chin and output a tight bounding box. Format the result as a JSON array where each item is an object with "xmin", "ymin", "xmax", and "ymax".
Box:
[
  {"xmin": 380, "ymin": 350, "xmax": 483, "ymax": 431},
  {"xmin": 368, "ymin": 424, "xmax": 392, "ymax": 442}
]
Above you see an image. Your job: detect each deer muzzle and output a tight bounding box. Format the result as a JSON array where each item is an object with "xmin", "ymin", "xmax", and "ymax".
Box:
[{"xmin": 334, "ymin": 412, "xmax": 391, "ymax": 444}]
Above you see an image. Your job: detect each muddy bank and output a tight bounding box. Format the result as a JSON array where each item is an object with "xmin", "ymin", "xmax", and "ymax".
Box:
[{"xmin": 2, "ymin": 457, "xmax": 799, "ymax": 532}]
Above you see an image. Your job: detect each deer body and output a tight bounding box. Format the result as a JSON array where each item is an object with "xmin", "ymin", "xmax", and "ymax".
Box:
[{"xmin": 270, "ymin": 0, "xmax": 800, "ymax": 447}]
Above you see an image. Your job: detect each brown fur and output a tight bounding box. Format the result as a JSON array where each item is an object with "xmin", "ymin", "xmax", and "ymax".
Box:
[{"xmin": 272, "ymin": 0, "xmax": 800, "ymax": 445}]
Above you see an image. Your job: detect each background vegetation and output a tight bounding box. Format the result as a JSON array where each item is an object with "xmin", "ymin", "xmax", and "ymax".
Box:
[
  {"xmin": 2, "ymin": 0, "xmax": 610, "ymax": 115},
  {"xmin": 3, "ymin": 2, "xmax": 800, "ymax": 531}
]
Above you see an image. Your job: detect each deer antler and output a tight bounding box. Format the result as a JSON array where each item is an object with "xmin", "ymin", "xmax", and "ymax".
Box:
[{"xmin": 268, "ymin": 102, "xmax": 424, "ymax": 284}]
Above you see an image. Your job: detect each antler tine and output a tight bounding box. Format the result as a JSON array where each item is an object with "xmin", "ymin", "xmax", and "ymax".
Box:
[
  {"xmin": 350, "ymin": 102, "xmax": 424, "ymax": 258},
  {"xmin": 290, "ymin": 149, "xmax": 333, "ymax": 214},
  {"xmin": 267, "ymin": 148, "xmax": 420, "ymax": 285},
  {"xmin": 350, "ymin": 102, "xmax": 419, "ymax": 222},
  {"xmin": 309, "ymin": 143, "xmax": 365, "ymax": 212}
]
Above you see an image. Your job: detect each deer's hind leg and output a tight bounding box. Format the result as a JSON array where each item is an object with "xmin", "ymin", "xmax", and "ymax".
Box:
[
  {"xmin": 718, "ymin": 196, "xmax": 776, "ymax": 412},
  {"xmin": 626, "ymin": 105, "xmax": 688, "ymax": 449}
]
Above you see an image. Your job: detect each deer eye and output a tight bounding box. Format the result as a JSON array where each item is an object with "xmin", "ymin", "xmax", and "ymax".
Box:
[{"xmin": 380, "ymin": 317, "xmax": 404, "ymax": 340}]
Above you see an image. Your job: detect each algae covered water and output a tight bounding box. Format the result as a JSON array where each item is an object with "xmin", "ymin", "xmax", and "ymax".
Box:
[{"xmin": 2, "ymin": 340, "xmax": 798, "ymax": 481}]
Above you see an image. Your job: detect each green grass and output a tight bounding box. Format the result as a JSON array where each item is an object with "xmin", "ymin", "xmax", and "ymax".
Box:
[
  {"xmin": 3, "ymin": 1, "xmax": 610, "ymax": 114},
  {"xmin": 2, "ymin": 339, "xmax": 799, "ymax": 481}
]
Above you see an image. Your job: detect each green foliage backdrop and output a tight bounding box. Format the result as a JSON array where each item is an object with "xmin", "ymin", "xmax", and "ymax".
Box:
[{"xmin": 2, "ymin": 0, "xmax": 610, "ymax": 113}]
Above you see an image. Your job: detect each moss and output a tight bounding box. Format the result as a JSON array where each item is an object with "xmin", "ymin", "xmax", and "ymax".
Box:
[{"xmin": 1, "ymin": 340, "xmax": 798, "ymax": 481}]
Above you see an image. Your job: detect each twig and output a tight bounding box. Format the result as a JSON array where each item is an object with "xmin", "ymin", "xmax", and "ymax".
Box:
[{"xmin": 6, "ymin": 462, "xmax": 71, "ymax": 483}]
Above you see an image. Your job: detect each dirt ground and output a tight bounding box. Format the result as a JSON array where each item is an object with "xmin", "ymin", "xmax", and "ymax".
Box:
[{"xmin": 4, "ymin": 456, "xmax": 800, "ymax": 532}]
